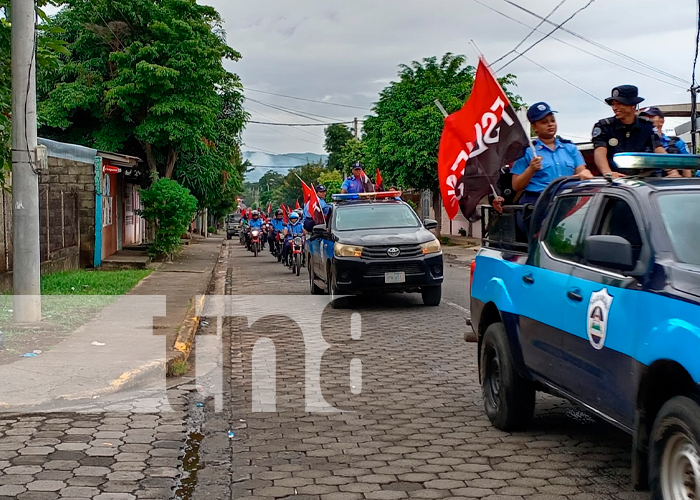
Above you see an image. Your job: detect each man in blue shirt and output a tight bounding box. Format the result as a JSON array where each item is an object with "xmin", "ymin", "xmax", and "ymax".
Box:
[
  {"xmin": 281, "ymin": 212, "xmax": 304, "ymax": 266},
  {"xmin": 639, "ymin": 106, "xmax": 692, "ymax": 177},
  {"xmin": 303, "ymin": 185, "xmax": 330, "ymax": 233},
  {"xmin": 268, "ymin": 209, "xmax": 286, "ymax": 254},
  {"xmin": 511, "ymin": 102, "xmax": 593, "ymax": 233},
  {"xmin": 341, "ymin": 163, "xmax": 374, "ymax": 194},
  {"xmin": 245, "ymin": 210, "xmax": 264, "ymax": 250}
]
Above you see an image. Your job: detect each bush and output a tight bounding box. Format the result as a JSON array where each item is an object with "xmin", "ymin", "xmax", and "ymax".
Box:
[
  {"xmin": 406, "ymin": 199, "xmax": 418, "ymax": 213},
  {"xmin": 137, "ymin": 179, "xmax": 198, "ymax": 258},
  {"xmin": 208, "ymin": 226, "xmax": 216, "ymax": 234}
]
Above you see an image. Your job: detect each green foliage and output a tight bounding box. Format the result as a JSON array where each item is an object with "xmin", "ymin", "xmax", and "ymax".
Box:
[
  {"xmin": 39, "ymin": 0, "xmax": 247, "ymax": 181},
  {"xmin": 0, "ymin": 1, "xmax": 69, "ymax": 189},
  {"xmin": 337, "ymin": 138, "xmax": 369, "ymax": 176},
  {"xmin": 324, "ymin": 123, "xmax": 353, "ymax": 170},
  {"xmin": 269, "ymin": 162, "xmax": 326, "ymax": 208},
  {"xmin": 405, "ymin": 199, "xmax": 418, "ymax": 213},
  {"xmin": 41, "ymin": 269, "xmax": 151, "ymax": 295},
  {"xmin": 317, "ymin": 170, "xmax": 343, "ymax": 197},
  {"xmin": 258, "ymin": 170, "xmax": 285, "ymax": 207},
  {"xmin": 137, "ymin": 178, "xmax": 198, "ymax": 258}
]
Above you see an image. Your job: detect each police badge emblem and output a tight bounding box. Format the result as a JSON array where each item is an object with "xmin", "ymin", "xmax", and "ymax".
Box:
[
  {"xmin": 592, "ymin": 127, "xmax": 602, "ymax": 138},
  {"xmin": 609, "ymin": 138, "xmax": 619, "ymax": 147},
  {"xmin": 537, "ymin": 104, "xmax": 546, "ymax": 111},
  {"xmin": 587, "ymin": 288, "xmax": 614, "ymax": 350},
  {"xmin": 612, "ymin": 89, "xmax": 620, "ymax": 97}
]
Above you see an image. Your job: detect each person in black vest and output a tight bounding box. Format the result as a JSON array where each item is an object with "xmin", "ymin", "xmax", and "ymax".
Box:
[
  {"xmin": 592, "ymin": 85, "xmax": 680, "ymax": 177},
  {"xmin": 639, "ymin": 106, "xmax": 692, "ymax": 177}
]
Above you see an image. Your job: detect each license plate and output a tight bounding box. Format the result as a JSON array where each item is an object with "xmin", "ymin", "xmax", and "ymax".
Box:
[{"xmin": 385, "ymin": 272, "xmax": 405, "ymax": 284}]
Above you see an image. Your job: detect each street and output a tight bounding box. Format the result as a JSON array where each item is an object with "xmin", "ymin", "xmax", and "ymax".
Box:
[{"xmin": 190, "ymin": 241, "xmax": 647, "ymax": 500}]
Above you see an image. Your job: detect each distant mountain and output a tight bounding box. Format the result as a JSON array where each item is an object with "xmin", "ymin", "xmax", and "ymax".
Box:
[{"xmin": 243, "ymin": 151, "xmax": 328, "ymax": 182}]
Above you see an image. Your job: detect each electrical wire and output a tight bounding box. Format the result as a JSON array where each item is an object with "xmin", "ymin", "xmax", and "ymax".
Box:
[
  {"xmin": 498, "ymin": 0, "xmax": 688, "ymax": 84},
  {"xmin": 248, "ymin": 120, "xmax": 354, "ymax": 126},
  {"xmin": 246, "ymin": 97, "xmax": 346, "ymax": 123},
  {"xmin": 251, "ymin": 123, "xmax": 325, "ymax": 147},
  {"xmin": 518, "ymin": 53, "xmax": 601, "ymax": 102},
  {"xmin": 244, "ymin": 87, "xmax": 371, "ymax": 111},
  {"xmin": 495, "ymin": 0, "xmax": 596, "ymax": 73},
  {"xmin": 470, "ymin": 0, "xmax": 688, "ymax": 90},
  {"xmin": 491, "ymin": 0, "xmax": 568, "ymax": 66},
  {"xmin": 245, "ymin": 104, "xmax": 327, "ymax": 139}
]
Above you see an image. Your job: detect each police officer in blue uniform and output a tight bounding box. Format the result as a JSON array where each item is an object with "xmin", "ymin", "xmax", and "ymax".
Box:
[
  {"xmin": 245, "ymin": 210, "xmax": 263, "ymax": 249},
  {"xmin": 341, "ymin": 163, "xmax": 374, "ymax": 194},
  {"xmin": 281, "ymin": 212, "xmax": 304, "ymax": 266},
  {"xmin": 639, "ymin": 106, "xmax": 692, "ymax": 178},
  {"xmin": 268, "ymin": 209, "xmax": 286, "ymax": 254},
  {"xmin": 592, "ymin": 85, "xmax": 668, "ymax": 178},
  {"xmin": 303, "ymin": 185, "xmax": 329, "ymax": 233}
]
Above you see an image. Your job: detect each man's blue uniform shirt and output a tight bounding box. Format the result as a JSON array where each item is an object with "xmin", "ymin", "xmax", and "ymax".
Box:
[
  {"xmin": 286, "ymin": 222, "xmax": 304, "ymax": 236},
  {"xmin": 511, "ymin": 138, "xmax": 585, "ymax": 193},
  {"xmin": 341, "ymin": 176, "xmax": 370, "ymax": 194},
  {"xmin": 248, "ymin": 218, "xmax": 263, "ymax": 229},
  {"xmin": 270, "ymin": 218, "xmax": 285, "ymax": 232},
  {"xmin": 303, "ymin": 199, "xmax": 329, "ymax": 219},
  {"xmin": 661, "ymin": 134, "xmax": 690, "ymax": 154}
]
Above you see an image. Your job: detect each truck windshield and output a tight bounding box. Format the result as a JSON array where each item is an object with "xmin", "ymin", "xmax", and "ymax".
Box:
[
  {"xmin": 335, "ymin": 204, "xmax": 420, "ymax": 231},
  {"xmin": 657, "ymin": 193, "xmax": 700, "ymax": 267}
]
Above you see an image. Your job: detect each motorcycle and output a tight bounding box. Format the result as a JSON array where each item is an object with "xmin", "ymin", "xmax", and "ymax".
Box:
[
  {"xmin": 249, "ymin": 228, "xmax": 261, "ymax": 257},
  {"xmin": 275, "ymin": 233, "xmax": 283, "ymax": 262},
  {"xmin": 290, "ymin": 234, "xmax": 305, "ymax": 276}
]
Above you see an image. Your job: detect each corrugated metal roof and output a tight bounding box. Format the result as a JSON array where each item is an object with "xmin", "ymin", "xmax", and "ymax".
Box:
[{"xmin": 38, "ymin": 137, "xmax": 97, "ymax": 164}]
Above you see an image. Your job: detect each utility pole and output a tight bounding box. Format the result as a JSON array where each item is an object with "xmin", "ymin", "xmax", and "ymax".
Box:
[
  {"xmin": 353, "ymin": 117, "xmax": 359, "ymax": 139},
  {"xmin": 691, "ymin": 85, "xmax": 698, "ymax": 154},
  {"xmin": 12, "ymin": 0, "xmax": 41, "ymax": 323}
]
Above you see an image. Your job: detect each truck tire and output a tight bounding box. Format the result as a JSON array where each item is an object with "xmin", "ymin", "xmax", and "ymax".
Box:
[
  {"xmin": 308, "ymin": 258, "xmax": 323, "ymax": 295},
  {"xmin": 481, "ymin": 322, "xmax": 535, "ymax": 431},
  {"xmin": 227, "ymin": 234, "xmax": 231, "ymax": 240},
  {"xmin": 649, "ymin": 395, "xmax": 700, "ymax": 500},
  {"xmin": 421, "ymin": 285, "xmax": 442, "ymax": 306}
]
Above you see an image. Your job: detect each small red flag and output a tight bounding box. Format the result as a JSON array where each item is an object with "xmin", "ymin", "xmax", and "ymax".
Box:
[
  {"xmin": 247, "ymin": 208, "xmax": 252, "ymax": 218},
  {"xmin": 295, "ymin": 199, "xmax": 300, "ymax": 210},
  {"xmin": 375, "ymin": 168, "xmax": 383, "ymax": 191},
  {"xmin": 280, "ymin": 204, "xmax": 288, "ymax": 224},
  {"xmin": 266, "ymin": 202, "xmax": 272, "ymax": 216}
]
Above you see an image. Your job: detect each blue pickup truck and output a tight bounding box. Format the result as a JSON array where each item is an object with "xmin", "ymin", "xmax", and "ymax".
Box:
[{"xmin": 468, "ymin": 154, "xmax": 700, "ymax": 499}]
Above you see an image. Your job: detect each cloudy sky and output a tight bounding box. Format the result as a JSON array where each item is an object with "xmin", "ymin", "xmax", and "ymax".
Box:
[{"xmin": 212, "ymin": 0, "xmax": 697, "ymax": 156}]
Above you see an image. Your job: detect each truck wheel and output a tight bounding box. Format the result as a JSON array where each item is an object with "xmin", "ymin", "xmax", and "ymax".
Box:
[
  {"xmin": 308, "ymin": 259, "xmax": 323, "ymax": 295},
  {"xmin": 481, "ymin": 322, "xmax": 535, "ymax": 431},
  {"xmin": 649, "ymin": 395, "xmax": 700, "ymax": 500},
  {"xmin": 421, "ymin": 285, "xmax": 442, "ymax": 306},
  {"xmin": 227, "ymin": 234, "xmax": 231, "ymax": 240},
  {"xmin": 328, "ymin": 269, "xmax": 342, "ymax": 309}
]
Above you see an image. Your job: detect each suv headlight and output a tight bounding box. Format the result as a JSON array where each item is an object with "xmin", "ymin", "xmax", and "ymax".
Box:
[
  {"xmin": 420, "ymin": 239, "xmax": 441, "ymax": 255},
  {"xmin": 335, "ymin": 243, "xmax": 363, "ymax": 258}
]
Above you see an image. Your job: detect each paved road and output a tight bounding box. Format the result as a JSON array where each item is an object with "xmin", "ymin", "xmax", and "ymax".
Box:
[{"xmin": 192, "ymin": 241, "xmax": 649, "ymax": 500}]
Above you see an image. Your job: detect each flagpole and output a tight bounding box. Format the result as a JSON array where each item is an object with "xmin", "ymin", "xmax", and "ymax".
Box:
[{"xmin": 434, "ymin": 99, "xmax": 499, "ymax": 200}]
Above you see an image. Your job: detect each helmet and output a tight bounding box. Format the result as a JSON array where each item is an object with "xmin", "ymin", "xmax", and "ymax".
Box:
[
  {"xmin": 275, "ymin": 209, "xmax": 283, "ymax": 216},
  {"xmin": 251, "ymin": 210, "xmax": 259, "ymax": 217},
  {"xmin": 289, "ymin": 212, "xmax": 300, "ymax": 220}
]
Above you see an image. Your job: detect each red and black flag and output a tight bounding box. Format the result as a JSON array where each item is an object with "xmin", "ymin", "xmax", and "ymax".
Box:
[{"xmin": 438, "ymin": 56, "xmax": 530, "ymax": 221}]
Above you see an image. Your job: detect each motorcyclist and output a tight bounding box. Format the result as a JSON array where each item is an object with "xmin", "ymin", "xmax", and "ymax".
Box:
[
  {"xmin": 281, "ymin": 212, "xmax": 304, "ymax": 267},
  {"xmin": 245, "ymin": 210, "xmax": 263, "ymax": 250},
  {"xmin": 268, "ymin": 209, "xmax": 286, "ymax": 254}
]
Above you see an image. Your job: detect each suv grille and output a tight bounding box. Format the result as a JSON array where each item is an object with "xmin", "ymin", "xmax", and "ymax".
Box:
[
  {"xmin": 362, "ymin": 244, "xmax": 422, "ymax": 259},
  {"xmin": 364, "ymin": 262, "xmax": 425, "ymax": 278}
]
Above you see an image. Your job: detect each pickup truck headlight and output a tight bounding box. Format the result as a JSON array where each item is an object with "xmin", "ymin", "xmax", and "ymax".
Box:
[
  {"xmin": 420, "ymin": 239, "xmax": 442, "ymax": 255},
  {"xmin": 335, "ymin": 243, "xmax": 363, "ymax": 258}
]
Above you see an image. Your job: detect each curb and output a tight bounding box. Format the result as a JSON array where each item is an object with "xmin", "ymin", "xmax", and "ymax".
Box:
[{"xmin": 165, "ymin": 239, "xmax": 225, "ymax": 376}]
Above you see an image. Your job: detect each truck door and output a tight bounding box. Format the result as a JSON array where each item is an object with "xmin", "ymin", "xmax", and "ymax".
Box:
[
  {"xmin": 565, "ymin": 194, "xmax": 646, "ymax": 427},
  {"xmin": 518, "ymin": 194, "xmax": 596, "ymax": 393}
]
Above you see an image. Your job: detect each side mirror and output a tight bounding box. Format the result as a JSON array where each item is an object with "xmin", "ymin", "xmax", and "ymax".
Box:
[
  {"xmin": 584, "ymin": 235, "xmax": 635, "ymax": 272},
  {"xmin": 424, "ymin": 219, "xmax": 438, "ymax": 230},
  {"xmin": 312, "ymin": 224, "xmax": 328, "ymax": 235}
]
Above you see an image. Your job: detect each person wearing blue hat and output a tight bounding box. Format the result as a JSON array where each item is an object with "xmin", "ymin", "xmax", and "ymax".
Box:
[
  {"xmin": 341, "ymin": 162, "xmax": 374, "ymax": 194},
  {"xmin": 511, "ymin": 102, "xmax": 592, "ymax": 203}
]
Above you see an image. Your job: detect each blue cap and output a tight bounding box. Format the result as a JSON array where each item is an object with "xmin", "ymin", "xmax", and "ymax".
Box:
[
  {"xmin": 289, "ymin": 212, "xmax": 299, "ymax": 219},
  {"xmin": 527, "ymin": 102, "xmax": 557, "ymax": 123}
]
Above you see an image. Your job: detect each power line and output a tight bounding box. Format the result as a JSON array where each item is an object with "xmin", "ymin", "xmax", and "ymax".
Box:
[
  {"xmin": 518, "ymin": 53, "xmax": 601, "ymax": 102},
  {"xmin": 491, "ymin": 0, "xmax": 568, "ymax": 66},
  {"xmin": 470, "ymin": 0, "xmax": 687, "ymax": 90},
  {"xmin": 498, "ymin": 0, "xmax": 688, "ymax": 84},
  {"xmin": 244, "ymin": 87, "xmax": 371, "ymax": 111},
  {"xmin": 245, "ymin": 103, "xmax": 326, "ymax": 139},
  {"xmin": 252, "ymin": 122, "xmax": 325, "ymax": 146},
  {"xmin": 495, "ymin": 0, "xmax": 596, "ymax": 73},
  {"xmin": 246, "ymin": 97, "xmax": 348, "ymax": 123},
  {"xmin": 248, "ymin": 120, "xmax": 354, "ymax": 126}
]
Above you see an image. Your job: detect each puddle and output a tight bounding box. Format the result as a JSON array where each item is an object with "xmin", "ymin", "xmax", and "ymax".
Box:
[{"xmin": 173, "ymin": 430, "xmax": 204, "ymax": 500}]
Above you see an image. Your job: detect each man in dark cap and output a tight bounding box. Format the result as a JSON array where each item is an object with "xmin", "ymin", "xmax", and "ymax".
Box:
[
  {"xmin": 640, "ymin": 106, "xmax": 691, "ymax": 177},
  {"xmin": 341, "ymin": 162, "xmax": 374, "ymax": 194},
  {"xmin": 592, "ymin": 85, "xmax": 668, "ymax": 178}
]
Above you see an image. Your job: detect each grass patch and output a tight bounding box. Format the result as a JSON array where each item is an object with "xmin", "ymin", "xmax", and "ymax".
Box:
[
  {"xmin": 41, "ymin": 269, "xmax": 152, "ymax": 295},
  {"xmin": 169, "ymin": 359, "xmax": 189, "ymax": 377}
]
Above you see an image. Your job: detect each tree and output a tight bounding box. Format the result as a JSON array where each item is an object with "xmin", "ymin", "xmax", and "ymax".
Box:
[
  {"xmin": 258, "ymin": 170, "xmax": 285, "ymax": 207},
  {"xmin": 317, "ymin": 170, "xmax": 343, "ymax": 197},
  {"xmin": 363, "ymin": 53, "xmax": 522, "ymax": 236},
  {"xmin": 270, "ymin": 162, "xmax": 326, "ymax": 208},
  {"xmin": 0, "ymin": 1, "xmax": 69, "ymax": 189},
  {"xmin": 324, "ymin": 123, "xmax": 353, "ymax": 170},
  {"xmin": 39, "ymin": 0, "xmax": 246, "ymax": 179},
  {"xmin": 337, "ymin": 138, "xmax": 369, "ymax": 176}
]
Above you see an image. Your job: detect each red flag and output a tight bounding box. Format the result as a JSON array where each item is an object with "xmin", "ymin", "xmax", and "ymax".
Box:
[
  {"xmin": 266, "ymin": 202, "xmax": 272, "ymax": 216},
  {"xmin": 301, "ymin": 181, "xmax": 315, "ymax": 209},
  {"xmin": 375, "ymin": 168, "xmax": 383, "ymax": 191},
  {"xmin": 438, "ymin": 56, "xmax": 530, "ymax": 221},
  {"xmin": 247, "ymin": 208, "xmax": 252, "ymax": 218},
  {"xmin": 307, "ymin": 184, "xmax": 326, "ymax": 225},
  {"xmin": 280, "ymin": 204, "xmax": 288, "ymax": 224},
  {"xmin": 295, "ymin": 199, "xmax": 300, "ymax": 210}
]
